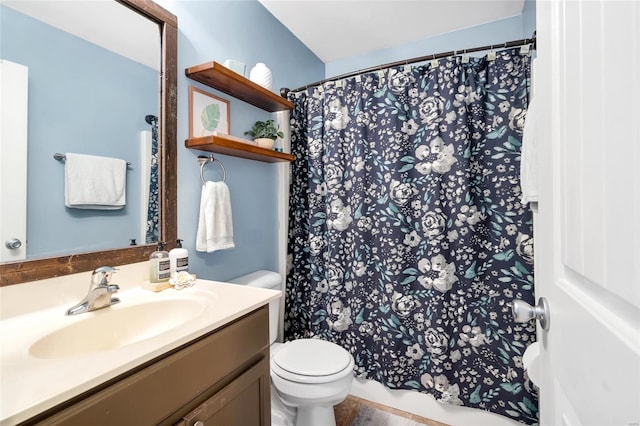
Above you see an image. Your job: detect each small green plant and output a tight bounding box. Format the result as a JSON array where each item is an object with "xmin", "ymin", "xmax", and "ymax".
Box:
[{"xmin": 244, "ymin": 119, "xmax": 284, "ymax": 140}]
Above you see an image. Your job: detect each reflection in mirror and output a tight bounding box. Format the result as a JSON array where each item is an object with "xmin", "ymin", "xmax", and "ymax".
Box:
[
  {"xmin": 0, "ymin": 0, "xmax": 177, "ymax": 285},
  {"xmin": 1, "ymin": 1, "xmax": 160, "ymax": 260}
]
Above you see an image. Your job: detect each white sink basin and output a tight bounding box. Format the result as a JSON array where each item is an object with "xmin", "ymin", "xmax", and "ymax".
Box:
[
  {"xmin": 0, "ymin": 278, "xmax": 280, "ymax": 426},
  {"xmin": 29, "ymin": 299, "xmax": 205, "ymax": 359}
]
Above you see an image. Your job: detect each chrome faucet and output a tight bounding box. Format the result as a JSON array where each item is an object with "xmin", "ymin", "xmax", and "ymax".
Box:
[{"xmin": 66, "ymin": 266, "xmax": 121, "ymax": 315}]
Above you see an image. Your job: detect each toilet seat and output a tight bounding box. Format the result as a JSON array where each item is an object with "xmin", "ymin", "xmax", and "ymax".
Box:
[{"xmin": 272, "ymin": 339, "xmax": 354, "ymax": 384}]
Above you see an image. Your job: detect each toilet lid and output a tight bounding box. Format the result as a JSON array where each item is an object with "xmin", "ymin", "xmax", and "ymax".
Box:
[{"xmin": 273, "ymin": 339, "xmax": 352, "ymax": 377}]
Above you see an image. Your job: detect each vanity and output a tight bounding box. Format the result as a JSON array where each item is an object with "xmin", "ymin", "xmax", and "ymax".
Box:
[{"xmin": 0, "ymin": 263, "xmax": 280, "ymax": 425}]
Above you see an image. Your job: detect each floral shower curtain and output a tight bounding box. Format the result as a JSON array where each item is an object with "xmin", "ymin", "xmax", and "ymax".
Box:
[
  {"xmin": 145, "ymin": 114, "xmax": 159, "ymax": 243},
  {"xmin": 285, "ymin": 47, "xmax": 538, "ymax": 424}
]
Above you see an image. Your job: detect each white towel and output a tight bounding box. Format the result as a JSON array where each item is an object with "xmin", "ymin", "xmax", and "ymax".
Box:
[
  {"xmin": 520, "ymin": 56, "xmax": 538, "ymax": 207},
  {"xmin": 520, "ymin": 95, "xmax": 538, "ymax": 205},
  {"xmin": 64, "ymin": 153, "xmax": 127, "ymax": 209},
  {"xmin": 196, "ymin": 181, "xmax": 235, "ymax": 252}
]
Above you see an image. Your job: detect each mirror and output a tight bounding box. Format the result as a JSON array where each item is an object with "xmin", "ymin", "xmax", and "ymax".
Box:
[
  {"xmin": 0, "ymin": 0, "xmax": 177, "ymax": 286},
  {"xmin": 2, "ymin": 1, "xmax": 160, "ymax": 258}
]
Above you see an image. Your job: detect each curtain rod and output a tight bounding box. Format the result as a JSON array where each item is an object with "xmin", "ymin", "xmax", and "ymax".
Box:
[{"xmin": 280, "ymin": 32, "xmax": 536, "ymax": 97}]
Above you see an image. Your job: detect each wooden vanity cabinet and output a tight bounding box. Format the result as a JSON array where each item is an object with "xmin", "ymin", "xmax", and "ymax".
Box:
[
  {"xmin": 30, "ymin": 306, "xmax": 271, "ymax": 426},
  {"xmin": 177, "ymin": 356, "xmax": 269, "ymax": 426}
]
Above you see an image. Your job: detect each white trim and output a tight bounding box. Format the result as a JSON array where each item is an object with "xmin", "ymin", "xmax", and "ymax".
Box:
[
  {"xmin": 350, "ymin": 378, "xmax": 520, "ymax": 426},
  {"xmin": 276, "ymin": 110, "xmax": 291, "ymax": 342}
]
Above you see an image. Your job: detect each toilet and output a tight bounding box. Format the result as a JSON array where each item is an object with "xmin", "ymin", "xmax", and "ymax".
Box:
[{"xmin": 230, "ymin": 271, "xmax": 354, "ymax": 426}]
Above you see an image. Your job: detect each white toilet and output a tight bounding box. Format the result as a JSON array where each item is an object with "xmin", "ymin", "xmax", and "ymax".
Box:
[{"xmin": 230, "ymin": 271, "xmax": 354, "ymax": 426}]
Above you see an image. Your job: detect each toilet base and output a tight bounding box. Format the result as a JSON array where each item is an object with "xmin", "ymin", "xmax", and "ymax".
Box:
[
  {"xmin": 295, "ymin": 404, "xmax": 336, "ymax": 426},
  {"xmin": 272, "ymin": 407, "xmax": 294, "ymax": 426},
  {"xmin": 271, "ymin": 387, "xmax": 295, "ymax": 426}
]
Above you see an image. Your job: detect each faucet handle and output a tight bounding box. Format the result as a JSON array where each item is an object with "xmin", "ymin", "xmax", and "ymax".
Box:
[{"xmin": 90, "ymin": 266, "xmax": 118, "ymax": 286}]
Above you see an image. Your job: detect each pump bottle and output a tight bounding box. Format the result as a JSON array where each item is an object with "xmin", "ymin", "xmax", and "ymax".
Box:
[
  {"xmin": 149, "ymin": 242, "xmax": 170, "ymax": 283},
  {"xmin": 169, "ymin": 239, "xmax": 189, "ymax": 279}
]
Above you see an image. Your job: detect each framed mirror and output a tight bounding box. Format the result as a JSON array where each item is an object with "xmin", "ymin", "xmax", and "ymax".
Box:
[{"xmin": 0, "ymin": 0, "xmax": 177, "ymax": 286}]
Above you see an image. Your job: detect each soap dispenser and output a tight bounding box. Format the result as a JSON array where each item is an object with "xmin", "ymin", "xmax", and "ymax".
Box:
[
  {"xmin": 149, "ymin": 242, "xmax": 170, "ymax": 283},
  {"xmin": 169, "ymin": 239, "xmax": 189, "ymax": 279}
]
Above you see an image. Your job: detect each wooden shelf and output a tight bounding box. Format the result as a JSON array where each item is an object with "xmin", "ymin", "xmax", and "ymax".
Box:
[
  {"xmin": 185, "ymin": 61, "xmax": 293, "ymax": 112},
  {"xmin": 185, "ymin": 134, "xmax": 295, "ymax": 163},
  {"xmin": 185, "ymin": 61, "xmax": 294, "ymax": 163}
]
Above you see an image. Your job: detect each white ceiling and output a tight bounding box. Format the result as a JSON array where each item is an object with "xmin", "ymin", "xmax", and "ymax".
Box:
[
  {"xmin": 3, "ymin": 1, "xmax": 160, "ymax": 70},
  {"xmin": 258, "ymin": 0, "xmax": 526, "ymax": 63}
]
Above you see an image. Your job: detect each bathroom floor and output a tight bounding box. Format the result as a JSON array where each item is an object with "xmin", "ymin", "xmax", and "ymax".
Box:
[{"xmin": 334, "ymin": 395, "xmax": 449, "ymax": 426}]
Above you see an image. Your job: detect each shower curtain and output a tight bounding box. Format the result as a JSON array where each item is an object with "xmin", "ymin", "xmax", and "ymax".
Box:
[
  {"xmin": 145, "ymin": 114, "xmax": 159, "ymax": 243},
  {"xmin": 285, "ymin": 47, "xmax": 538, "ymax": 424}
]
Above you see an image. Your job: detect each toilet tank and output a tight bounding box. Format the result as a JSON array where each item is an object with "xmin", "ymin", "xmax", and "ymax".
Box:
[{"xmin": 229, "ymin": 270, "xmax": 281, "ymax": 345}]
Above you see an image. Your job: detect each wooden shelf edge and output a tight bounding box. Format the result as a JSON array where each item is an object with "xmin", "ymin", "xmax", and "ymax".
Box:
[
  {"xmin": 185, "ymin": 61, "xmax": 294, "ymax": 112},
  {"xmin": 185, "ymin": 135, "xmax": 295, "ymax": 163}
]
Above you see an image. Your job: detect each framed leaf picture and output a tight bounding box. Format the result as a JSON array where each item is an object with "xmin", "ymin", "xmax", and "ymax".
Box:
[{"xmin": 189, "ymin": 86, "xmax": 230, "ymax": 137}]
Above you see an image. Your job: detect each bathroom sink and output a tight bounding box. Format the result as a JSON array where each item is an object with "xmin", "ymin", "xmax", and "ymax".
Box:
[
  {"xmin": 0, "ymin": 277, "xmax": 282, "ymax": 426},
  {"xmin": 29, "ymin": 299, "xmax": 205, "ymax": 359}
]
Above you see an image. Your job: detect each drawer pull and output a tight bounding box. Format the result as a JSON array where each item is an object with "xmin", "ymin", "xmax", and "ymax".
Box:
[{"xmin": 194, "ymin": 421, "xmax": 204, "ymax": 426}]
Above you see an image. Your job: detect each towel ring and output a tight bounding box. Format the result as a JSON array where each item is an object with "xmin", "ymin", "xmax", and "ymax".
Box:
[{"xmin": 197, "ymin": 155, "xmax": 226, "ymax": 185}]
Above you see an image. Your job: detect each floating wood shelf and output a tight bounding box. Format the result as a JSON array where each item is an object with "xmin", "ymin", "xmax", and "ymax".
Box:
[
  {"xmin": 185, "ymin": 134, "xmax": 295, "ymax": 163},
  {"xmin": 185, "ymin": 61, "xmax": 294, "ymax": 112}
]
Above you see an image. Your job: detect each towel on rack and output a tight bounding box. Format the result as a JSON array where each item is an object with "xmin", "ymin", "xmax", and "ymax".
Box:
[
  {"xmin": 196, "ymin": 181, "xmax": 235, "ymax": 252},
  {"xmin": 520, "ymin": 95, "xmax": 538, "ymax": 206},
  {"xmin": 520, "ymin": 56, "xmax": 538, "ymax": 207},
  {"xmin": 64, "ymin": 153, "xmax": 127, "ymax": 210}
]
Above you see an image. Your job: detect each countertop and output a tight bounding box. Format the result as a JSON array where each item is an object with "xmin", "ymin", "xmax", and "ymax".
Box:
[{"xmin": 0, "ymin": 278, "xmax": 280, "ymax": 425}]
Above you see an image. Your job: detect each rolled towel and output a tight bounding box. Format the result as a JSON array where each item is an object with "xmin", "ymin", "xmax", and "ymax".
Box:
[
  {"xmin": 64, "ymin": 153, "xmax": 126, "ymax": 209},
  {"xmin": 196, "ymin": 181, "xmax": 235, "ymax": 253}
]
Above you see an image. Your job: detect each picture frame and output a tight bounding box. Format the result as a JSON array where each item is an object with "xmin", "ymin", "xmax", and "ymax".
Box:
[{"xmin": 189, "ymin": 85, "xmax": 230, "ymax": 138}]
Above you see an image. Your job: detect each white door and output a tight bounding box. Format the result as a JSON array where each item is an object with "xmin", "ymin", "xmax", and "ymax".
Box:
[
  {"xmin": 0, "ymin": 59, "xmax": 28, "ymax": 262},
  {"xmin": 535, "ymin": 1, "xmax": 640, "ymax": 425}
]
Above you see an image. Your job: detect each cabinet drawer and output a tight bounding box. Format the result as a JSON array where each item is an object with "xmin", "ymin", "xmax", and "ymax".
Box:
[
  {"xmin": 177, "ymin": 356, "xmax": 270, "ymax": 426},
  {"xmin": 34, "ymin": 306, "xmax": 268, "ymax": 426}
]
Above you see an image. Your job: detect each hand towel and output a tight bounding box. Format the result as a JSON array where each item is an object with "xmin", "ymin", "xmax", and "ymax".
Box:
[
  {"xmin": 520, "ymin": 95, "xmax": 538, "ymax": 205},
  {"xmin": 196, "ymin": 181, "xmax": 235, "ymax": 253},
  {"xmin": 520, "ymin": 56, "xmax": 538, "ymax": 207},
  {"xmin": 64, "ymin": 153, "xmax": 127, "ymax": 209}
]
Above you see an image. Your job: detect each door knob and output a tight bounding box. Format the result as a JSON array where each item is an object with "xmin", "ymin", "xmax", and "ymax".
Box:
[
  {"xmin": 5, "ymin": 238, "xmax": 22, "ymax": 250},
  {"xmin": 512, "ymin": 297, "xmax": 550, "ymax": 331}
]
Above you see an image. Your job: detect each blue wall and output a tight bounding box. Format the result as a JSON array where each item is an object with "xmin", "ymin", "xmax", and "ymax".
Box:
[
  {"xmin": 523, "ymin": 0, "xmax": 537, "ymax": 38},
  {"xmin": 154, "ymin": 0, "xmax": 324, "ymax": 281},
  {"xmin": 1, "ymin": 6, "xmax": 157, "ymax": 257},
  {"xmin": 326, "ymin": 9, "xmax": 536, "ymax": 78}
]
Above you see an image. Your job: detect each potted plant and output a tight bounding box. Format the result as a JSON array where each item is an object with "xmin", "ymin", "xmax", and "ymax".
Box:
[{"xmin": 244, "ymin": 119, "xmax": 284, "ymax": 149}]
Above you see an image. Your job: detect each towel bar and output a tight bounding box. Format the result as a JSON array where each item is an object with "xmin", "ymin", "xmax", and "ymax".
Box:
[
  {"xmin": 54, "ymin": 153, "xmax": 132, "ymax": 167},
  {"xmin": 197, "ymin": 155, "xmax": 226, "ymax": 185}
]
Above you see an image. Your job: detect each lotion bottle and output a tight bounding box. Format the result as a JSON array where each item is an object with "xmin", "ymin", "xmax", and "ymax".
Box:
[
  {"xmin": 169, "ymin": 239, "xmax": 189, "ymax": 279},
  {"xmin": 149, "ymin": 242, "xmax": 170, "ymax": 283}
]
